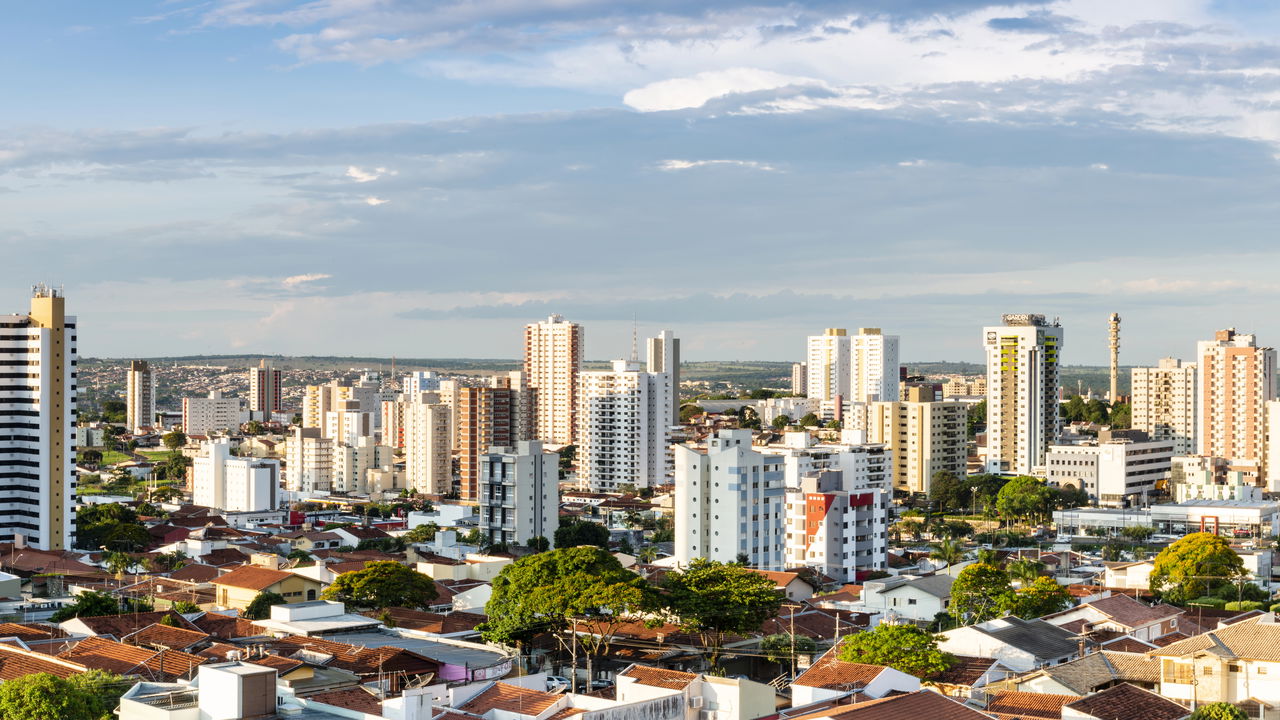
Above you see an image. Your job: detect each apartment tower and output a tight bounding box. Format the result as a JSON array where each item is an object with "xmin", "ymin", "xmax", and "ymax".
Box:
[
  {"xmin": 478, "ymin": 441, "xmax": 560, "ymax": 548},
  {"xmin": 0, "ymin": 286, "xmax": 76, "ymax": 550},
  {"xmin": 248, "ymin": 360, "xmax": 282, "ymax": 414},
  {"xmin": 457, "ymin": 384, "xmax": 520, "ymax": 502},
  {"xmin": 523, "ymin": 315, "xmax": 583, "ymax": 445},
  {"xmin": 806, "ymin": 329, "xmax": 850, "ymax": 402},
  {"xmin": 577, "ymin": 359, "xmax": 673, "ymax": 491},
  {"xmin": 850, "ymin": 328, "xmax": 900, "ymax": 403},
  {"xmin": 125, "ymin": 360, "xmax": 155, "ymax": 434},
  {"xmin": 866, "ymin": 388, "xmax": 967, "ymax": 495},
  {"xmin": 983, "ymin": 314, "xmax": 1064, "ymax": 474},
  {"xmin": 646, "ymin": 330, "xmax": 681, "ymax": 421},
  {"xmin": 1131, "ymin": 358, "xmax": 1198, "ymax": 455},
  {"xmin": 1196, "ymin": 329, "xmax": 1276, "ymax": 480}
]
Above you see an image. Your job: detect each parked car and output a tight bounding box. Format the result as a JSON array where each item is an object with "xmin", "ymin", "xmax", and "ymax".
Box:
[{"xmin": 546, "ymin": 676, "xmax": 570, "ymax": 693}]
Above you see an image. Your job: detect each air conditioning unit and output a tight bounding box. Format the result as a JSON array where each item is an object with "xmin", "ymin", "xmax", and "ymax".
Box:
[{"xmin": 688, "ymin": 697, "xmax": 704, "ymax": 709}]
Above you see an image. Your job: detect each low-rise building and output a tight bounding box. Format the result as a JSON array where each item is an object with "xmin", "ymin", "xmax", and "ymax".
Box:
[
  {"xmin": 857, "ymin": 575, "xmax": 953, "ymax": 623},
  {"xmin": 478, "ymin": 440, "xmax": 559, "ymax": 548},
  {"xmin": 192, "ymin": 439, "xmax": 279, "ymax": 512},
  {"xmin": 937, "ymin": 616, "xmax": 1080, "ymax": 672},
  {"xmin": 211, "ymin": 565, "xmax": 325, "ymax": 610},
  {"xmin": 1045, "ymin": 434, "xmax": 1173, "ymax": 508}
]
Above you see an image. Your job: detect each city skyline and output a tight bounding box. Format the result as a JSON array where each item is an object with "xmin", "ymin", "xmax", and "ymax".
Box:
[{"xmin": 6, "ymin": 2, "xmax": 1280, "ymax": 361}]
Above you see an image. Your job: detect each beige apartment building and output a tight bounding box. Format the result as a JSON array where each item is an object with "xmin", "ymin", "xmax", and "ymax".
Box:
[
  {"xmin": 125, "ymin": 359, "xmax": 155, "ymax": 433},
  {"xmin": 248, "ymin": 360, "xmax": 282, "ymax": 414},
  {"xmin": 866, "ymin": 388, "xmax": 967, "ymax": 495},
  {"xmin": 1197, "ymin": 329, "xmax": 1275, "ymax": 485},
  {"xmin": 1131, "ymin": 357, "xmax": 1197, "ymax": 456},
  {"xmin": 403, "ymin": 392, "xmax": 452, "ymax": 494},
  {"xmin": 523, "ymin": 314, "xmax": 583, "ymax": 445}
]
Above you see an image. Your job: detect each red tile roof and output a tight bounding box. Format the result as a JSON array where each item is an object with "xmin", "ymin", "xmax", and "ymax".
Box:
[
  {"xmin": 308, "ymin": 687, "xmax": 384, "ymax": 715},
  {"xmin": 190, "ymin": 611, "xmax": 261, "ymax": 639},
  {"xmin": 0, "ymin": 642, "xmax": 89, "ymax": 680},
  {"xmin": 64, "ymin": 610, "xmax": 197, "ymax": 638},
  {"xmin": 985, "ymin": 691, "xmax": 1075, "ymax": 720},
  {"xmin": 57, "ymin": 635, "xmax": 208, "ymax": 681},
  {"xmin": 169, "ymin": 563, "xmax": 220, "ymax": 583},
  {"xmin": 122, "ymin": 623, "xmax": 211, "ymax": 651},
  {"xmin": 1064, "ymin": 682, "xmax": 1187, "ymax": 720},
  {"xmin": 618, "ymin": 664, "xmax": 698, "ymax": 689},
  {"xmin": 789, "ymin": 689, "xmax": 994, "ymax": 720},
  {"xmin": 210, "ymin": 565, "xmax": 295, "ymax": 590},
  {"xmin": 460, "ymin": 682, "xmax": 562, "ymax": 715}
]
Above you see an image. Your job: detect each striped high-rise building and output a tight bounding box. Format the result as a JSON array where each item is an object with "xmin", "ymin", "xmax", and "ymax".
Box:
[
  {"xmin": 248, "ymin": 360, "xmax": 282, "ymax": 414},
  {"xmin": 1131, "ymin": 358, "xmax": 1198, "ymax": 456},
  {"xmin": 850, "ymin": 328, "xmax": 900, "ymax": 403},
  {"xmin": 983, "ymin": 314, "xmax": 1063, "ymax": 475},
  {"xmin": 523, "ymin": 315, "xmax": 582, "ymax": 445},
  {"xmin": 0, "ymin": 286, "xmax": 77, "ymax": 550},
  {"xmin": 1197, "ymin": 329, "xmax": 1275, "ymax": 482},
  {"xmin": 125, "ymin": 360, "xmax": 155, "ymax": 434}
]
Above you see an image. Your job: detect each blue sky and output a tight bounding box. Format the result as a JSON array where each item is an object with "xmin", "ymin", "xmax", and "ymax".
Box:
[{"xmin": 4, "ymin": 1, "xmax": 1280, "ymax": 364}]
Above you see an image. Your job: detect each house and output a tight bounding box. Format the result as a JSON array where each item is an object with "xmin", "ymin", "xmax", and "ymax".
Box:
[
  {"xmin": 416, "ymin": 553, "xmax": 513, "ymax": 582},
  {"xmin": 938, "ymin": 617, "xmax": 1081, "ymax": 672},
  {"xmin": 790, "ymin": 645, "xmax": 921, "ymax": 706},
  {"xmin": 1042, "ymin": 593, "xmax": 1183, "ymax": 643},
  {"xmin": 211, "ymin": 565, "xmax": 325, "ymax": 610},
  {"xmin": 857, "ymin": 575, "xmax": 954, "ymax": 622},
  {"xmin": 747, "ymin": 569, "xmax": 815, "ymax": 602},
  {"xmin": 329, "ymin": 525, "xmax": 391, "ymax": 548},
  {"xmin": 1061, "ymin": 682, "xmax": 1188, "ymax": 720},
  {"xmin": 1102, "ymin": 561, "xmax": 1154, "ymax": 591},
  {"xmin": 57, "ymin": 635, "xmax": 209, "ymax": 682},
  {"xmin": 926, "ymin": 655, "xmax": 1014, "ymax": 698},
  {"xmin": 251, "ymin": 600, "xmax": 383, "ymax": 637},
  {"xmin": 784, "ymin": 689, "xmax": 997, "ymax": 720},
  {"xmin": 615, "ymin": 664, "xmax": 778, "ymax": 720},
  {"xmin": 980, "ymin": 691, "xmax": 1076, "ymax": 720},
  {"xmin": 1011, "ymin": 651, "xmax": 1159, "ymax": 695},
  {"xmin": 1151, "ymin": 613, "xmax": 1280, "ymax": 710}
]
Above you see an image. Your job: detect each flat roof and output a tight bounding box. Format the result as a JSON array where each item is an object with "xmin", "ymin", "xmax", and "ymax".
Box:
[{"xmin": 325, "ymin": 632, "xmax": 508, "ymax": 668}]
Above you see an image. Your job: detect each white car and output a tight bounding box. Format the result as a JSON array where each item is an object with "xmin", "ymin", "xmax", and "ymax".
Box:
[{"xmin": 546, "ymin": 676, "xmax": 570, "ymax": 693}]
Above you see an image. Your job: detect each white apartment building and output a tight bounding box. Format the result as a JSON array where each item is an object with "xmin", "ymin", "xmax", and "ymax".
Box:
[
  {"xmin": 675, "ymin": 429, "xmax": 786, "ymax": 570},
  {"xmin": 866, "ymin": 398, "xmax": 966, "ymax": 495},
  {"xmin": 758, "ymin": 397, "xmax": 820, "ymax": 426},
  {"xmin": 478, "ymin": 440, "xmax": 560, "ymax": 547},
  {"xmin": 1131, "ymin": 358, "xmax": 1197, "ymax": 455},
  {"xmin": 984, "ymin": 314, "xmax": 1064, "ymax": 474},
  {"xmin": 403, "ymin": 392, "xmax": 452, "ymax": 494},
  {"xmin": 324, "ymin": 399, "xmax": 373, "ymax": 446},
  {"xmin": 771, "ymin": 431, "xmax": 892, "ymax": 490},
  {"xmin": 1045, "ymin": 436, "xmax": 1174, "ymax": 508},
  {"xmin": 283, "ymin": 427, "xmax": 333, "ymax": 493},
  {"xmin": 182, "ymin": 391, "xmax": 245, "ymax": 437},
  {"xmin": 783, "ymin": 468, "xmax": 891, "ymax": 582},
  {"xmin": 192, "ymin": 439, "xmax": 279, "ymax": 512},
  {"xmin": 646, "ymin": 330, "xmax": 680, "ymax": 421},
  {"xmin": 850, "ymin": 328, "xmax": 900, "ymax": 403},
  {"xmin": 1197, "ymin": 329, "xmax": 1276, "ymax": 483},
  {"xmin": 791, "ymin": 362, "xmax": 807, "ymax": 396},
  {"xmin": 248, "ymin": 360, "xmax": 282, "ymax": 414},
  {"xmin": 0, "ymin": 286, "xmax": 76, "ymax": 550},
  {"xmin": 524, "ymin": 314, "xmax": 583, "ymax": 445},
  {"xmin": 331, "ymin": 437, "xmax": 394, "ymax": 494},
  {"xmin": 577, "ymin": 359, "xmax": 673, "ymax": 491},
  {"xmin": 125, "ymin": 360, "xmax": 155, "ymax": 433},
  {"xmin": 304, "ymin": 377, "xmax": 384, "ymax": 436},
  {"xmin": 806, "ymin": 328, "xmax": 850, "ymax": 402},
  {"xmin": 1171, "ymin": 455, "xmax": 1262, "ymax": 503},
  {"xmin": 402, "ymin": 371, "xmax": 442, "ymax": 395}
]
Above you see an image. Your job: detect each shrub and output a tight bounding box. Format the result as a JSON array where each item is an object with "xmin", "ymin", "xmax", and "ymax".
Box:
[
  {"xmin": 1187, "ymin": 596, "xmax": 1226, "ymax": 608},
  {"xmin": 1224, "ymin": 601, "xmax": 1265, "ymax": 612}
]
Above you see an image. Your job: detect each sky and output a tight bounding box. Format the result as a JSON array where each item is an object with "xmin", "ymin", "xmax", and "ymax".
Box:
[{"xmin": 5, "ymin": 1, "xmax": 1280, "ymax": 364}]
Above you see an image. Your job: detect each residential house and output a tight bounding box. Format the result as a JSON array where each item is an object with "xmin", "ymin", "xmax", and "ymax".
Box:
[
  {"xmin": 1151, "ymin": 613, "xmax": 1280, "ymax": 711},
  {"xmin": 1042, "ymin": 593, "xmax": 1183, "ymax": 643},
  {"xmin": 789, "ymin": 645, "xmax": 921, "ymax": 707},
  {"xmin": 1060, "ymin": 682, "xmax": 1189, "ymax": 720},
  {"xmin": 857, "ymin": 575, "xmax": 954, "ymax": 622},
  {"xmin": 926, "ymin": 656, "xmax": 1015, "ymax": 699},
  {"xmin": 938, "ymin": 617, "xmax": 1081, "ymax": 672},
  {"xmin": 1011, "ymin": 651, "xmax": 1159, "ymax": 696},
  {"xmin": 748, "ymin": 569, "xmax": 816, "ymax": 602},
  {"xmin": 784, "ymin": 689, "xmax": 997, "ymax": 720},
  {"xmin": 211, "ymin": 565, "xmax": 325, "ymax": 610}
]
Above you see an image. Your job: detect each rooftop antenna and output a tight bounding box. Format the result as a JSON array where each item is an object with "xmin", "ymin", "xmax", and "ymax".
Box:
[{"xmin": 630, "ymin": 313, "xmax": 638, "ymax": 363}]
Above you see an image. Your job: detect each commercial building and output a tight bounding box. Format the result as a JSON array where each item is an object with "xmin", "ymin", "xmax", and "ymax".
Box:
[
  {"xmin": 674, "ymin": 430, "xmax": 786, "ymax": 570},
  {"xmin": 1197, "ymin": 329, "xmax": 1276, "ymax": 485},
  {"xmin": 865, "ymin": 394, "xmax": 966, "ymax": 495},
  {"xmin": 647, "ymin": 329, "xmax": 680, "ymax": 421},
  {"xmin": 478, "ymin": 441, "xmax": 559, "ymax": 547},
  {"xmin": 850, "ymin": 328, "xmax": 900, "ymax": 403},
  {"xmin": 1045, "ymin": 433, "xmax": 1173, "ymax": 508},
  {"xmin": 125, "ymin": 360, "xmax": 155, "ymax": 433},
  {"xmin": 806, "ymin": 328, "xmax": 850, "ymax": 402},
  {"xmin": 1170, "ymin": 455, "xmax": 1262, "ymax": 503},
  {"xmin": 192, "ymin": 439, "xmax": 279, "ymax": 512},
  {"xmin": 248, "ymin": 360, "xmax": 282, "ymax": 414},
  {"xmin": 403, "ymin": 392, "xmax": 452, "ymax": 494},
  {"xmin": 577, "ymin": 359, "xmax": 673, "ymax": 491},
  {"xmin": 181, "ymin": 391, "xmax": 245, "ymax": 437},
  {"xmin": 1130, "ymin": 357, "xmax": 1197, "ymax": 455},
  {"xmin": 524, "ymin": 314, "xmax": 583, "ymax": 446},
  {"xmin": 983, "ymin": 314, "xmax": 1064, "ymax": 474},
  {"xmin": 783, "ymin": 468, "xmax": 891, "ymax": 582},
  {"xmin": 283, "ymin": 427, "xmax": 333, "ymax": 493},
  {"xmin": 0, "ymin": 286, "xmax": 76, "ymax": 549},
  {"xmin": 1053, "ymin": 500, "xmax": 1280, "ymax": 538}
]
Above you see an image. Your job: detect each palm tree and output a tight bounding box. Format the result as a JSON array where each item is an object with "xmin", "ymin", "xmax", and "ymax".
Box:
[
  {"xmin": 1007, "ymin": 558, "xmax": 1046, "ymax": 585},
  {"xmin": 930, "ymin": 539, "xmax": 965, "ymax": 567},
  {"xmin": 976, "ymin": 548, "xmax": 999, "ymax": 565},
  {"xmin": 637, "ymin": 545, "xmax": 659, "ymax": 564},
  {"xmin": 104, "ymin": 551, "xmax": 135, "ymax": 580}
]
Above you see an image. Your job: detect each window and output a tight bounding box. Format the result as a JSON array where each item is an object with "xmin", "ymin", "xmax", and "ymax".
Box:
[
  {"xmin": 1203, "ymin": 666, "xmax": 1214, "ymax": 677},
  {"xmin": 1229, "ymin": 664, "xmax": 1240, "ymax": 673}
]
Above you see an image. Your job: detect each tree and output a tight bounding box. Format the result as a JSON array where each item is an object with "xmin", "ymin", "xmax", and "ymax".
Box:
[
  {"xmin": 1188, "ymin": 702, "xmax": 1249, "ymax": 720},
  {"xmin": 1150, "ymin": 532, "xmax": 1247, "ymax": 605},
  {"xmin": 402, "ymin": 523, "xmax": 439, "ymax": 544},
  {"xmin": 739, "ymin": 406, "xmax": 761, "ymax": 429},
  {"xmin": 760, "ymin": 633, "xmax": 817, "ymax": 666},
  {"xmin": 554, "ymin": 519, "xmax": 610, "ymax": 550},
  {"xmin": 1062, "ymin": 395, "xmax": 1087, "ymax": 422},
  {"xmin": 0, "ymin": 673, "xmax": 94, "ymax": 720},
  {"xmin": 951, "ymin": 563, "xmax": 1012, "ymax": 623},
  {"xmin": 243, "ymin": 420, "xmax": 265, "ymax": 436},
  {"xmin": 103, "ymin": 551, "xmax": 137, "ymax": 578},
  {"xmin": 50, "ymin": 591, "xmax": 121, "ymax": 623},
  {"xmin": 679, "ymin": 405, "xmax": 706, "ymax": 423},
  {"xmin": 966, "ymin": 400, "xmax": 986, "ymax": 439},
  {"xmin": 79, "ymin": 448, "xmax": 102, "ymax": 466},
  {"xmin": 172, "ymin": 600, "xmax": 200, "ymax": 613},
  {"xmin": 1121, "ymin": 525, "xmax": 1156, "ymax": 542},
  {"xmin": 162, "ymin": 430, "xmax": 187, "ymax": 452},
  {"xmin": 662, "ymin": 558, "xmax": 782, "ymax": 667},
  {"xmin": 243, "ymin": 591, "xmax": 287, "ymax": 620},
  {"xmin": 67, "ymin": 669, "xmax": 131, "ymax": 720},
  {"xmin": 771, "ymin": 414, "xmax": 792, "ymax": 430},
  {"xmin": 837, "ymin": 623, "xmax": 956, "ymax": 678},
  {"xmin": 935, "ymin": 519, "xmax": 975, "ymax": 540},
  {"xmin": 1003, "ymin": 577, "xmax": 1071, "ymax": 618},
  {"xmin": 930, "ymin": 539, "xmax": 965, "ymax": 567},
  {"xmin": 1109, "ymin": 401, "xmax": 1131, "ymax": 429},
  {"xmin": 996, "ymin": 476, "xmax": 1055, "ymax": 524},
  {"xmin": 930, "ymin": 471, "xmax": 971, "ymax": 513},
  {"xmin": 968, "ymin": 474, "xmax": 1008, "ymax": 515},
  {"xmin": 527, "ymin": 536, "xmax": 550, "ymax": 553},
  {"xmin": 799, "ymin": 413, "xmax": 820, "ymax": 427},
  {"xmin": 557, "ymin": 445, "xmax": 577, "ymax": 479},
  {"xmin": 1006, "ymin": 558, "xmax": 1046, "ymax": 585},
  {"xmin": 322, "ymin": 561, "xmax": 438, "ymax": 611},
  {"xmin": 1055, "ymin": 484, "xmax": 1090, "ymax": 509},
  {"xmin": 102, "ymin": 522, "xmax": 151, "ymax": 552}
]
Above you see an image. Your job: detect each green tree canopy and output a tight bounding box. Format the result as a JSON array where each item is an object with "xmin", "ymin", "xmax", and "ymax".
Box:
[
  {"xmin": 679, "ymin": 405, "xmax": 706, "ymax": 423},
  {"xmin": 966, "ymin": 400, "xmax": 986, "ymax": 439},
  {"xmin": 1150, "ymin": 532, "xmax": 1247, "ymax": 604},
  {"xmin": 322, "ymin": 561, "xmax": 438, "ymax": 611},
  {"xmin": 0, "ymin": 673, "xmax": 94, "ymax": 720},
  {"xmin": 771, "ymin": 414, "xmax": 793, "ymax": 429},
  {"xmin": 162, "ymin": 430, "xmax": 187, "ymax": 452},
  {"xmin": 837, "ymin": 623, "xmax": 956, "ymax": 678},
  {"xmin": 1003, "ymin": 576, "xmax": 1071, "ymax": 618},
  {"xmin": 930, "ymin": 539, "xmax": 965, "ymax": 567},
  {"xmin": 243, "ymin": 591, "xmax": 287, "ymax": 620},
  {"xmin": 996, "ymin": 476, "xmax": 1055, "ymax": 524},
  {"xmin": 1188, "ymin": 702, "xmax": 1249, "ymax": 720},
  {"xmin": 760, "ymin": 633, "xmax": 817, "ymax": 666},
  {"xmin": 554, "ymin": 519, "xmax": 610, "ymax": 550},
  {"xmin": 527, "ymin": 536, "xmax": 551, "ymax": 553},
  {"xmin": 799, "ymin": 413, "xmax": 820, "ymax": 427},
  {"xmin": 951, "ymin": 563, "xmax": 1012, "ymax": 623},
  {"xmin": 930, "ymin": 471, "xmax": 971, "ymax": 513},
  {"xmin": 662, "ymin": 558, "xmax": 782, "ymax": 667},
  {"xmin": 403, "ymin": 522, "xmax": 439, "ymax": 544},
  {"xmin": 49, "ymin": 591, "xmax": 121, "ymax": 623}
]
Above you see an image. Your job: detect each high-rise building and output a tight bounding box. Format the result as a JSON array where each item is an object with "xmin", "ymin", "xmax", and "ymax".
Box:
[
  {"xmin": 1131, "ymin": 358, "xmax": 1198, "ymax": 455},
  {"xmin": 126, "ymin": 360, "xmax": 155, "ymax": 434},
  {"xmin": 324, "ymin": 399, "xmax": 373, "ymax": 446},
  {"xmin": 248, "ymin": 360, "xmax": 282, "ymax": 414},
  {"xmin": 457, "ymin": 385, "xmax": 519, "ymax": 502},
  {"xmin": 283, "ymin": 427, "xmax": 333, "ymax": 493},
  {"xmin": 866, "ymin": 395, "xmax": 967, "ymax": 495},
  {"xmin": 331, "ymin": 437, "xmax": 394, "ymax": 494},
  {"xmin": 646, "ymin": 330, "xmax": 680, "ymax": 421},
  {"xmin": 192, "ymin": 439, "xmax": 279, "ymax": 512},
  {"xmin": 403, "ymin": 392, "xmax": 452, "ymax": 494},
  {"xmin": 791, "ymin": 362, "xmax": 807, "ymax": 396},
  {"xmin": 806, "ymin": 329, "xmax": 850, "ymax": 402},
  {"xmin": 478, "ymin": 441, "xmax": 560, "ymax": 548},
  {"xmin": 182, "ymin": 391, "xmax": 245, "ymax": 437},
  {"xmin": 783, "ymin": 468, "xmax": 891, "ymax": 582},
  {"xmin": 578, "ymin": 359, "xmax": 673, "ymax": 491},
  {"xmin": 304, "ymin": 378, "xmax": 383, "ymax": 436},
  {"xmin": 983, "ymin": 314, "xmax": 1064, "ymax": 474},
  {"xmin": 1197, "ymin": 329, "xmax": 1276, "ymax": 486},
  {"xmin": 523, "ymin": 315, "xmax": 583, "ymax": 445},
  {"xmin": 402, "ymin": 371, "xmax": 442, "ymax": 395},
  {"xmin": 0, "ymin": 286, "xmax": 76, "ymax": 550},
  {"xmin": 850, "ymin": 328, "xmax": 900, "ymax": 403},
  {"xmin": 675, "ymin": 430, "xmax": 785, "ymax": 570}
]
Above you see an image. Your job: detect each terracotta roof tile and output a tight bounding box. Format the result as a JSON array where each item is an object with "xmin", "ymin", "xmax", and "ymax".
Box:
[
  {"xmin": 928, "ymin": 656, "xmax": 998, "ymax": 687},
  {"xmin": 1152, "ymin": 615, "xmax": 1280, "ymax": 662},
  {"xmin": 0, "ymin": 642, "xmax": 89, "ymax": 680},
  {"xmin": 985, "ymin": 691, "xmax": 1075, "ymax": 719},
  {"xmin": 0, "ymin": 622, "xmax": 68, "ymax": 643},
  {"xmin": 1083, "ymin": 595, "xmax": 1182, "ymax": 629},
  {"xmin": 190, "ymin": 612, "xmax": 262, "ymax": 639},
  {"xmin": 122, "ymin": 623, "xmax": 211, "ymax": 651},
  {"xmin": 308, "ymin": 687, "xmax": 384, "ymax": 715},
  {"xmin": 361, "ymin": 607, "xmax": 486, "ymax": 634},
  {"xmin": 248, "ymin": 654, "xmax": 306, "ymax": 674},
  {"xmin": 169, "ymin": 563, "xmax": 220, "ymax": 583},
  {"xmin": 65, "ymin": 610, "xmax": 197, "ymax": 638},
  {"xmin": 619, "ymin": 664, "xmax": 698, "ymax": 689},
  {"xmin": 460, "ymin": 682, "xmax": 562, "ymax": 715},
  {"xmin": 57, "ymin": 635, "xmax": 208, "ymax": 681},
  {"xmin": 792, "ymin": 646, "xmax": 886, "ymax": 690},
  {"xmin": 1064, "ymin": 682, "xmax": 1186, "ymax": 720},
  {"xmin": 210, "ymin": 565, "xmax": 294, "ymax": 590},
  {"xmin": 273, "ymin": 635, "xmax": 439, "ymax": 679},
  {"xmin": 788, "ymin": 689, "xmax": 994, "ymax": 720}
]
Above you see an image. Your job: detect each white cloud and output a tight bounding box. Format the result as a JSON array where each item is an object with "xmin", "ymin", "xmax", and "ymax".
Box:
[
  {"xmin": 281, "ymin": 273, "xmax": 332, "ymax": 287},
  {"xmin": 898, "ymin": 159, "xmax": 929, "ymax": 167},
  {"xmin": 346, "ymin": 165, "xmax": 395, "ymax": 182},
  {"xmin": 658, "ymin": 158, "xmax": 778, "ymax": 172},
  {"xmin": 1090, "ymin": 163, "xmax": 1110, "ymax": 170},
  {"xmin": 624, "ymin": 68, "xmax": 824, "ymax": 112},
  {"xmin": 364, "ymin": 196, "xmax": 389, "ymax": 206}
]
